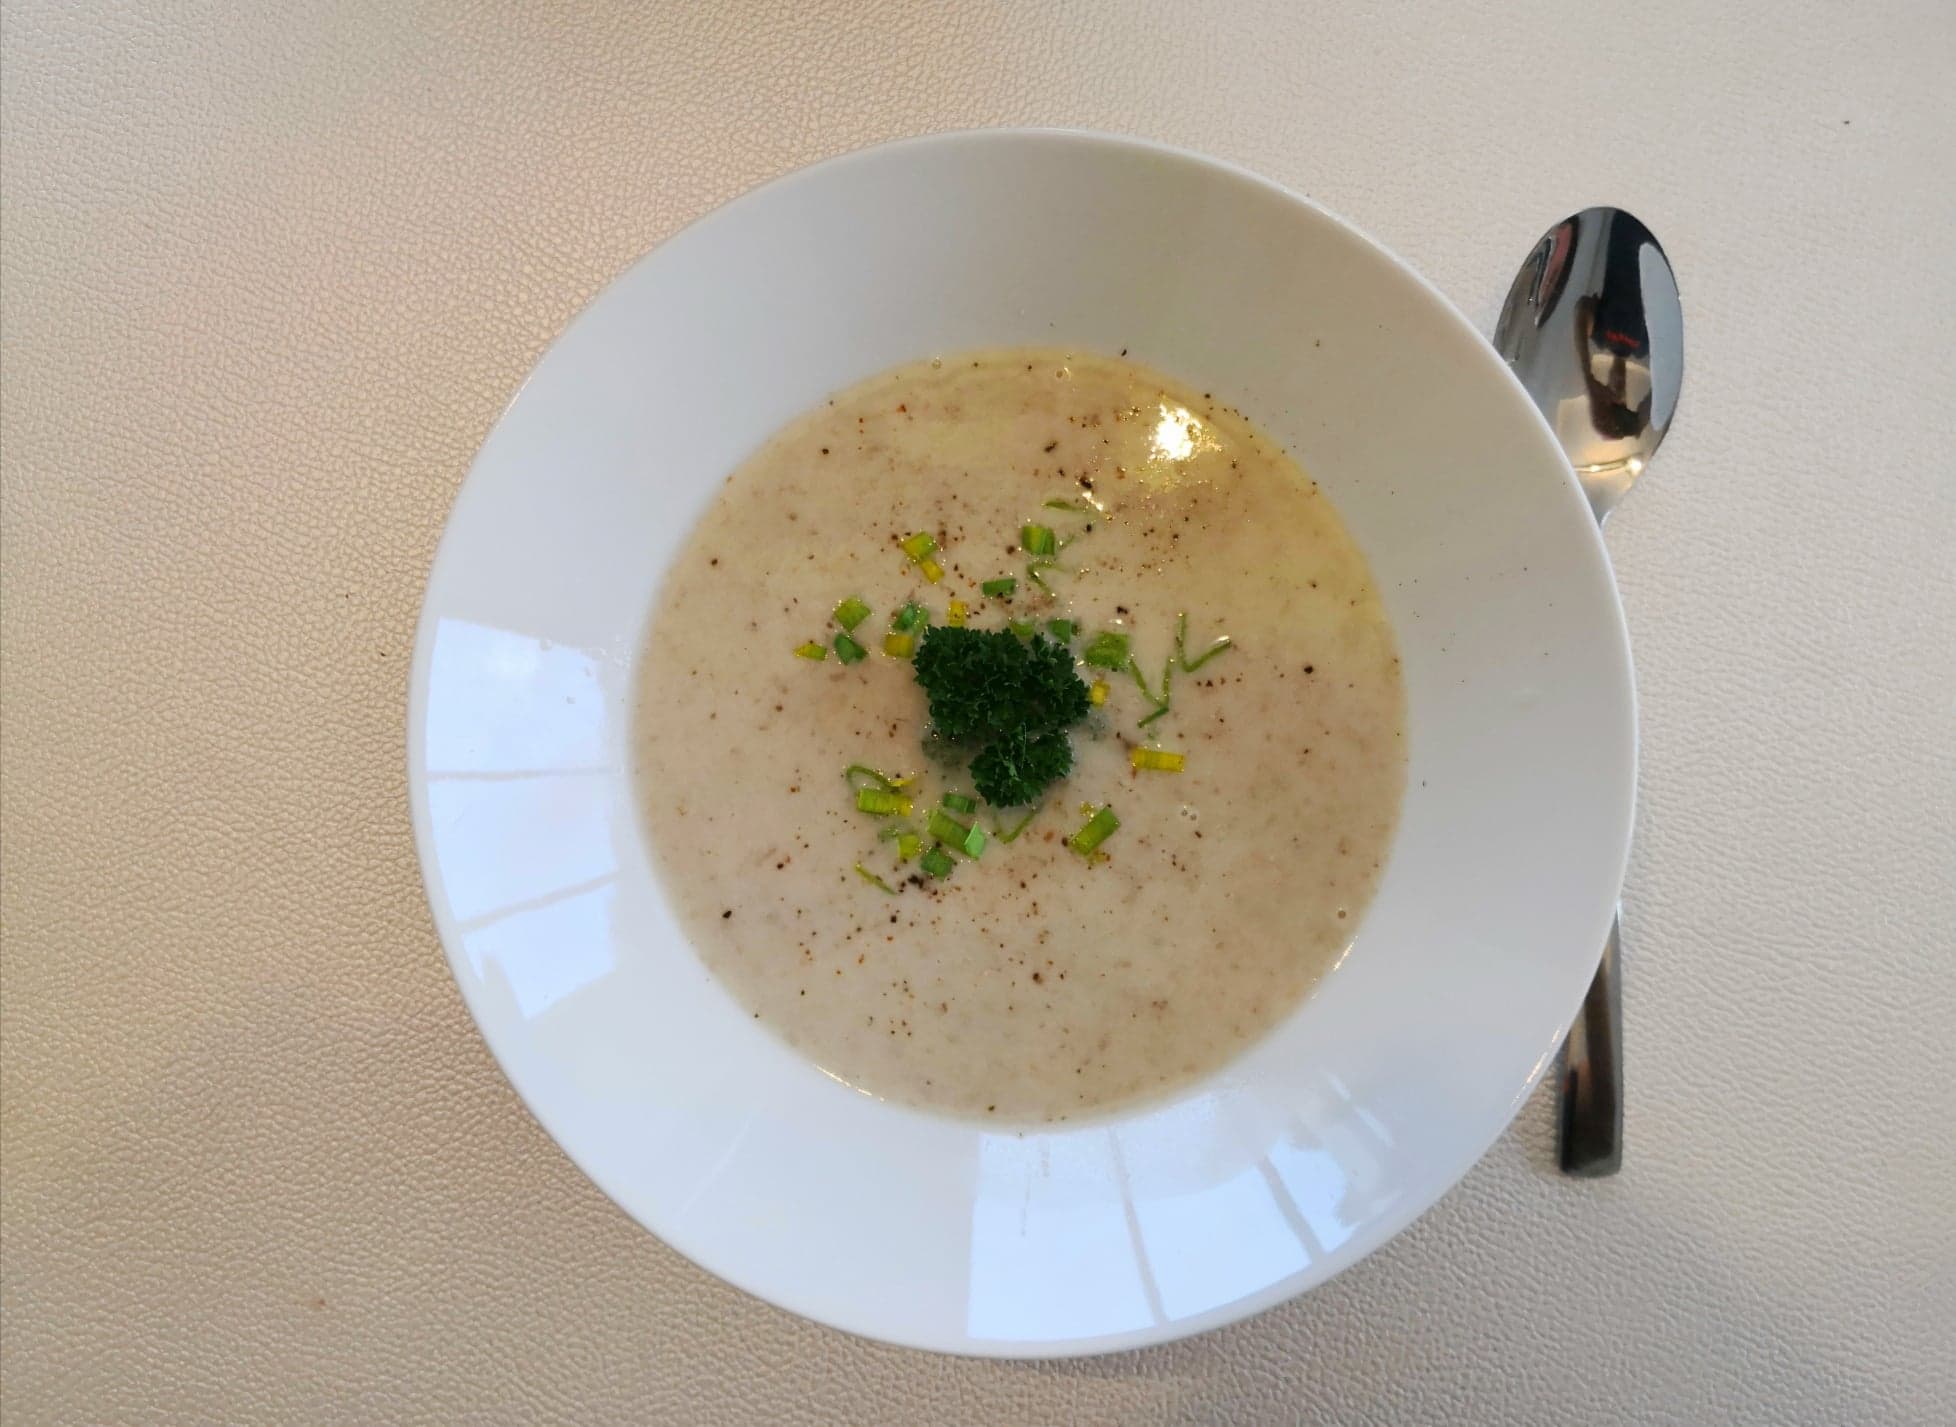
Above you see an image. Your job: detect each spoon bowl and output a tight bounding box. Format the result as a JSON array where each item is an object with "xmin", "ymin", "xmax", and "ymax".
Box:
[{"xmin": 1496, "ymin": 208, "xmax": 1683, "ymax": 522}]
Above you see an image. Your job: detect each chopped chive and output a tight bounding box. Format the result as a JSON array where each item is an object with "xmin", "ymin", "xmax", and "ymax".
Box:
[
  {"xmin": 1083, "ymin": 631, "xmax": 1131, "ymax": 668},
  {"xmin": 981, "ymin": 577, "xmax": 1017, "ymax": 598},
  {"xmin": 896, "ymin": 832, "xmax": 922, "ymax": 861},
  {"xmin": 941, "ymin": 792, "xmax": 977, "ymax": 814},
  {"xmin": 794, "ymin": 641, "xmax": 828, "ymax": 660},
  {"xmin": 834, "ymin": 596, "xmax": 871, "ymax": 632},
  {"xmin": 1007, "ymin": 618, "xmax": 1036, "ymax": 640},
  {"xmin": 854, "ymin": 863, "xmax": 900, "ymax": 894},
  {"xmin": 1177, "ymin": 611, "xmax": 1235, "ymax": 671},
  {"xmin": 1044, "ymin": 498, "xmax": 1090, "ymax": 512},
  {"xmin": 919, "ymin": 557, "xmax": 945, "ymax": 584},
  {"xmin": 1046, "ymin": 619, "xmax": 1077, "ymax": 643},
  {"xmin": 1021, "ymin": 523, "xmax": 1058, "ymax": 556},
  {"xmin": 1129, "ymin": 654, "xmax": 1174, "ymax": 715},
  {"xmin": 1089, "ymin": 678, "xmax": 1109, "ymax": 706},
  {"xmin": 1068, "ymin": 806, "xmax": 1121, "ymax": 857},
  {"xmin": 920, "ymin": 846, "xmax": 955, "ymax": 879},
  {"xmin": 844, "ymin": 764, "xmax": 904, "ymax": 790},
  {"xmin": 901, "ymin": 531, "xmax": 938, "ymax": 563},
  {"xmin": 927, "ymin": 808, "xmax": 969, "ymax": 848},
  {"xmin": 946, "ymin": 598, "xmax": 969, "ymax": 627},
  {"xmin": 1130, "ymin": 747, "xmax": 1185, "ymax": 772},
  {"xmin": 1025, "ymin": 557, "xmax": 1057, "ymax": 593},
  {"xmin": 891, "ymin": 601, "xmax": 927, "ymax": 633},
  {"xmin": 883, "ymin": 631, "xmax": 917, "ymax": 658},
  {"xmin": 834, "ymin": 631, "xmax": 867, "ymax": 664},
  {"xmin": 994, "ymin": 804, "xmax": 1042, "ymax": 843},
  {"xmin": 855, "ymin": 787, "xmax": 913, "ymax": 816},
  {"xmin": 961, "ymin": 824, "xmax": 988, "ymax": 858},
  {"xmin": 1183, "ymin": 634, "xmax": 1232, "ymax": 669}
]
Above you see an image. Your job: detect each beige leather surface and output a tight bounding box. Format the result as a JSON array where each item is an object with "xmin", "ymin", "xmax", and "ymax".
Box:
[{"xmin": 4, "ymin": 1, "xmax": 1953, "ymax": 1421}]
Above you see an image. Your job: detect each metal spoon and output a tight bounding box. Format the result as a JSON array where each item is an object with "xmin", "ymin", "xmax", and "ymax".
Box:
[{"xmin": 1493, "ymin": 207, "xmax": 1683, "ymax": 1177}]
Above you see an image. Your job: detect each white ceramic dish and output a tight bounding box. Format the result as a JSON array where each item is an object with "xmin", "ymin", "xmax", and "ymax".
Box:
[{"xmin": 408, "ymin": 130, "xmax": 1634, "ymax": 1357}]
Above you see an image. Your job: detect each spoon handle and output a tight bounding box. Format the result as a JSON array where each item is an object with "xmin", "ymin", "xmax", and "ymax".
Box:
[{"xmin": 1558, "ymin": 913, "xmax": 1623, "ymax": 1176}]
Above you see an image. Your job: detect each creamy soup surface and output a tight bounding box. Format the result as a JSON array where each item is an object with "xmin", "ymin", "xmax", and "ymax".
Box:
[{"xmin": 633, "ymin": 349, "xmax": 1405, "ymax": 1123}]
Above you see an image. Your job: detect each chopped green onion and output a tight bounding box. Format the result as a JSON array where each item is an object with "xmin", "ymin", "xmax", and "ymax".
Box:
[
  {"xmin": 855, "ymin": 787, "xmax": 913, "ymax": 816},
  {"xmin": 961, "ymin": 824, "xmax": 988, "ymax": 858},
  {"xmin": 882, "ymin": 631, "xmax": 916, "ymax": 658},
  {"xmin": 1068, "ymin": 806, "xmax": 1120, "ymax": 857},
  {"xmin": 1046, "ymin": 619, "xmax": 1077, "ymax": 643},
  {"xmin": 834, "ymin": 631, "xmax": 867, "ymax": 664},
  {"xmin": 901, "ymin": 531, "xmax": 938, "ymax": 563},
  {"xmin": 941, "ymin": 792, "xmax": 977, "ymax": 814},
  {"xmin": 834, "ymin": 596, "xmax": 871, "ymax": 631},
  {"xmin": 1021, "ymin": 523, "xmax": 1058, "ymax": 557},
  {"xmin": 946, "ymin": 598, "xmax": 969, "ymax": 627},
  {"xmin": 1129, "ymin": 654, "xmax": 1174, "ymax": 722},
  {"xmin": 1044, "ymin": 498, "xmax": 1090, "ymax": 512},
  {"xmin": 891, "ymin": 601, "xmax": 927, "ymax": 633},
  {"xmin": 845, "ymin": 764, "xmax": 905, "ymax": 790},
  {"xmin": 994, "ymin": 804, "xmax": 1042, "ymax": 843},
  {"xmin": 1184, "ymin": 637, "xmax": 1232, "ymax": 670},
  {"xmin": 794, "ymin": 641, "xmax": 828, "ymax": 660},
  {"xmin": 981, "ymin": 577, "xmax": 1017, "ymax": 598},
  {"xmin": 919, "ymin": 557, "xmax": 945, "ymax": 584},
  {"xmin": 1089, "ymin": 678, "xmax": 1109, "ymax": 706},
  {"xmin": 1007, "ymin": 618, "xmax": 1036, "ymax": 640},
  {"xmin": 1083, "ymin": 631, "xmax": 1131, "ymax": 668},
  {"xmin": 1130, "ymin": 747, "xmax": 1185, "ymax": 772},
  {"xmin": 854, "ymin": 863, "xmax": 900, "ymax": 894},
  {"xmin": 1025, "ymin": 557, "xmax": 1057, "ymax": 593},
  {"xmin": 1177, "ymin": 611, "xmax": 1235, "ymax": 671},
  {"xmin": 927, "ymin": 808, "xmax": 969, "ymax": 848},
  {"xmin": 896, "ymin": 832, "xmax": 922, "ymax": 861},
  {"xmin": 920, "ymin": 846, "xmax": 955, "ymax": 879}
]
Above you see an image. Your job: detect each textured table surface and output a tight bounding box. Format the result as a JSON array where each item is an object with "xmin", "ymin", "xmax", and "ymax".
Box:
[{"xmin": 3, "ymin": 2, "xmax": 1952, "ymax": 1422}]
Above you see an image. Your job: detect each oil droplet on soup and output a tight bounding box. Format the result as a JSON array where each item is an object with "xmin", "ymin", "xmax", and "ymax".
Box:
[{"xmin": 633, "ymin": 349, "xmax": 1405, "ymax": 1123}]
